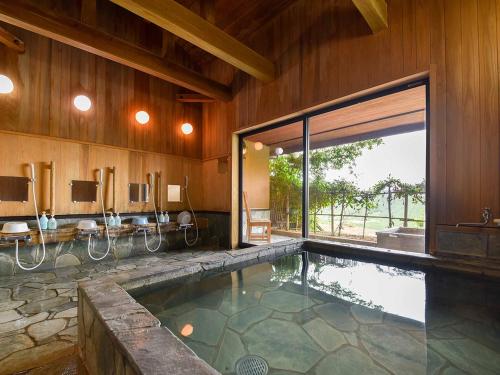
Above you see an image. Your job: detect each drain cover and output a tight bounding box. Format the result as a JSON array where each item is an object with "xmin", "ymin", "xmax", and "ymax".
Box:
[{"xmin": 235, "ymin": 355, "xmax": 269, "ymax": 375}]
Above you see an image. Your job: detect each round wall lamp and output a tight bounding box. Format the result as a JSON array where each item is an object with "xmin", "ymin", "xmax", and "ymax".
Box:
[
  {"xmin": 73, "ymin": 95, "xmax": 92, "ymax": 112},
  {"xmin": 135, "ymin": 110, "xmax": 150, "ymax": 125},
  {"xmin": 275, "ymin": 147, "xmax": 284, "ymax": 156},
  {"xmin": 254, "ymin": 141, "xmax": 263, "ymax": 151},
  {"xmin": 0, "ymin": 74, "xmax": 14, "ymax": 94},
  {"xmin": 181, "ymin": 122, "xmax": 193, "ymax": 135}
]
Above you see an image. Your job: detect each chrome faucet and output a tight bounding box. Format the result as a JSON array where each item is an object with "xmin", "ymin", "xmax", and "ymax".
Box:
[{"xmin": 456, "ymin": 207, "xmax": 492, "ymax": 228}]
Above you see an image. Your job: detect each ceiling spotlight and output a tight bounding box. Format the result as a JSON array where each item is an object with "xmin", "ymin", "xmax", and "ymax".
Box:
[
  {"xmin": 275, "ymin": 147, "xmax": 284, "ymax": 156},
  {"xmin": 181, "ymin": 122, "xmax": 193, "ymax": 135},
  {"xmin": 73, "ymin": 95, "xmax": 92, "ymax": 112},
  {"xmin": 0, "ymin": 74, "xmax": 14, "ymax": 94},
  {"xmin": 254, "ymin": 142, "xmax": 263, "ymax": 151},
  {"xmin": 135, "ymin": 110, "xmax": 150, "ymax": 125}
]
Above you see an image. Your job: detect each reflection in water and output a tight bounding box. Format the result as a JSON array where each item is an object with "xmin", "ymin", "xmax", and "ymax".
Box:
[
  {"xmin": 180, "ymin": 324, "xmax": 193, "ymax": 337},
  {"xmin": 133, "ymin": 252, "xmax": 500, "ymax": 375}
]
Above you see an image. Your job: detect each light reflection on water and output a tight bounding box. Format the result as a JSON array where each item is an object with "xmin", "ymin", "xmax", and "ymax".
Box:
[{"xmin": 133, "ymin": 252, "xmax": 500, "ymax": 375}]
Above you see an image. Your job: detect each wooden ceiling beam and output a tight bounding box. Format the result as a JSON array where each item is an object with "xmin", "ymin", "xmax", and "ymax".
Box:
[
  {"xmin": 0, "ymin": 25, "xmax": 24, "ymax": 53},
  {"xmin": 352, "ymin": 0, "xmax": 388, "ymax": 33},
  {"xmin": 176, "ymin": 93, "xmax": 215, "ymax": 103},
  {"xmin": 109, "ymin": 0, "xmax": 276, "ymax": 82},
  {"xmin": 0, "ymin": 1, "xmax": 232, "ymax": 101}
]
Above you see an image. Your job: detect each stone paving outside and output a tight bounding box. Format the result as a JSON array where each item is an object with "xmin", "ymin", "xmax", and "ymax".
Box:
[
  {"xmin": 134, "ymin": 254, "xmax": 500, "ymax": 375},
  {"xmin": 0, "ymin": 248, "xmax": 225, "ymax": 375}
]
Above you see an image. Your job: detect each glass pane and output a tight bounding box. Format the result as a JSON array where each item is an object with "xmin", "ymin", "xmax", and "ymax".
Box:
[
  {"xmin": 241, "ymin": 121, "xmax": 303, "ymax": 244},
  {"xmin": 308, "ymin": 85, "xmax": 427, "ymax": 253}
]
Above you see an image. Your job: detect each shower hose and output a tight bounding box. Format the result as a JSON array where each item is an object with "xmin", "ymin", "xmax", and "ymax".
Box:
[
  {"xmin": 87, "ymin": 170, "xmax": 111, "ymax": 261},
  {"xmin": 15, "ymin": 164, "xmax": 46, "ymax": 271},
  {"xmin": 184, "ymin": 186, "xmax": 199, "ymax": 247},
  {"xmin": 144, "ymin": 177, "xmax": 162, "ymax": 252}
]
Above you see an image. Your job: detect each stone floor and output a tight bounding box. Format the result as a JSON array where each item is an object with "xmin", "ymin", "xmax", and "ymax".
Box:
[
  {"xmin": 134, "ymin": 253, "xmax": 500, "ymax": 375},
  {"xmin": 0, "ymin": 248, "xmax": 225, "ymax": 375}
]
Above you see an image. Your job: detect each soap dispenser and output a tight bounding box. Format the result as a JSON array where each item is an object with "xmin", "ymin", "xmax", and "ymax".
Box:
[
  {"xmin": 39, "ymin": 211, "xmax": 48, "ymax": 230},
  {"xmin": 107, "ymin": 212, "xmax": 116, "ymax": 227},
  {"xmin": 48, "ymin": 215, "xmax": 57, "ymax": 230},
  {"xmin": 159, "ymin": 211, "xmax": 166, "ymax": 223},
  {"xmin": 115, "ymin": 212, "xmax": 122, "ymax": 227},
  {"xmin": 165, "ymin": 211, "xmax": 170, "ymax": 223}
]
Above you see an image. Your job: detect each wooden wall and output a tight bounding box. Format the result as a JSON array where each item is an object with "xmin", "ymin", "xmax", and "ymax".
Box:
[
  {"xmin": 0, "ymin": 132, "xmax": 202, "ymax": 216},
  {"xmin": 0, "ymin": 24, "xmax": 202, "ymax": 158},
  {"xmin": 203, "ymin": 0, "xmax": 500, "ymax": 233}
]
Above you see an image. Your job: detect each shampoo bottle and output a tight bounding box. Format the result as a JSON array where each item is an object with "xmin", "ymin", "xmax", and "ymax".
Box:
[
  {"xmin": 48, "ymin": 215, "xmax": 57, "ymax": 230},
  {"xmin": 165, "ymin": 211, "xmax": 170, "ymax": 223},
  {"xmin": 107, "ymin": 212, "xmax": 116, "ymax": 227},
  {"xmin": 115, "ymin": 213, "xmax": 122, "ymax": 227},
  {"xmin": 159, "ymin": 211, "xmax": 166, "ymax": 223},
  {"xmin": 39, "ymin": 211, "xmax": 48, "ymax": 230}
]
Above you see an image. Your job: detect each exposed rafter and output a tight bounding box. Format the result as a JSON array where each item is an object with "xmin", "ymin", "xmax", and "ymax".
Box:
[
  {"xmin": 0, "ymin": 1, "xmax": 232, "ymax": 101},
  {"xmin": 0, "ymin": 25, "xmax": 24, "ymax": 52},
  {"xmin": 109, "ymin": 0, "xmax": 276, "ymax": 82},
  {"xmin": 352, "ymin": 0, "xmax": 388, "ymax": 33},
  {"xmin": 176, "ymin": 93, "xmax": 215, "ymax": 103}
]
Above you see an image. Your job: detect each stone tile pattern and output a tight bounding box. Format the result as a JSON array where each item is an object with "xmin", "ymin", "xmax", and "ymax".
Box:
[
  {"xmin": 78, "ymin": 239, "xmax": 304, "ymax": 375},
  {"xmin": 0, "ymin": 213, "xmax": 230, "ymax": 277},
  {"xmin": 0, "ymin": 238, "xmax": 300, "ymax": 375},
  {"xmin": 146, "ymin": 255, "xmax": 500, "ymax": 375}
]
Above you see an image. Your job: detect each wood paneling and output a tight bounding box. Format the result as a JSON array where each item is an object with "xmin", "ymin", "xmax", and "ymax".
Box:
[
  {"xmin": 201, "ymin": 157, "xmax": 230, "ymax": 212},
  {"xmin": 0, "ymin": 1, "xmax": 232, "ymax": 100},
  {"xmin": 0, "ymin": 131, "xmax": 203, "ymax": 216},
  {"xmin": 204, "ymin": 0, "xmax": 500, "ymax": 232},
  {"xmin": 0, "ymin": 24, "xmax": 202, "ymax": 158}
]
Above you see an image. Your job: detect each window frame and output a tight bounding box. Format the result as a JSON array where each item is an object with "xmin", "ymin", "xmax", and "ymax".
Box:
[{"xmin": 238, "ymin": 79, "xmax": 430, "ymax": 252}]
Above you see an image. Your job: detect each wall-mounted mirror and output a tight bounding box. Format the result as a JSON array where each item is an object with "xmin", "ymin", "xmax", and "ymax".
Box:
[
  {"xmin": 0, "ymin": 176, "xmax": 30, "ymax": 202},
  {"xmin": 71, "ymin": 180, "xmax": 98, "ymax": 203},
  {"xmin": 129, "ymin": 183, "xmax": 149, "ymax": 203},
  {"xmin": 168, "ymin": 185, "xmax": 182, "ymax": 202}
]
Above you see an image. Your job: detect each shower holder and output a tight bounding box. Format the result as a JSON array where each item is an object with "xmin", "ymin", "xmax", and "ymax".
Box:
[
  {"xmin": 0, "ymin": 233, "xmax": 32, "ymax": 244},
  {"xmin": 178, "ymin": 223, "xmax": 194, "ymax": 230},
  {"xmin": 133, "ymin": 225, "xmax": 152, "ymax": 235},
  {"xmin": 75, "ymin": 228, "xmax": 100, "ymax": 241}
]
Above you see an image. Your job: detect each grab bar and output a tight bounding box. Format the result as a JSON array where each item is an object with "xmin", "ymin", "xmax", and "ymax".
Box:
[{"xmin": 456, "ymin": 208, "xmax": 492, "ymax": 228}]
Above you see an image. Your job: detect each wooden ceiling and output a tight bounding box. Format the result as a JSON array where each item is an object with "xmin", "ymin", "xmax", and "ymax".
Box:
[
  {"xmin": 0, "ymin": 0, "xmax": 387, "ymax": 99},
  {"xmin": 245, "ymin": 85, "xmax": 427, "ymax": 153},
  {"xmin": 174, "ymin": 0, "xmax": 299, "ymax": 65}
]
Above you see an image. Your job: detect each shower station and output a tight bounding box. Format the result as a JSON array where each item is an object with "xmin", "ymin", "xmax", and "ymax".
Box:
[{"xmin": 0, "ymin": 164, "xmax": 200, "ymax": 271}]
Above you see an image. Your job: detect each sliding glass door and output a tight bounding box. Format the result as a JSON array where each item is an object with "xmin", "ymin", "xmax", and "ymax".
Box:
[
  {"xmin": 239, "ymin": 80, "xmax": 429, "ymax": 254},
  {"xmin": 240, "ymin": 121, "xmax": 304, "ymax": 245}
]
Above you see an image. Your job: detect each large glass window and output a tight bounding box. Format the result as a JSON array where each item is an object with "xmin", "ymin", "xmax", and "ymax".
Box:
[{"xmin": 240, "ymin": 81, "xmax": 428, "ymax": 253}]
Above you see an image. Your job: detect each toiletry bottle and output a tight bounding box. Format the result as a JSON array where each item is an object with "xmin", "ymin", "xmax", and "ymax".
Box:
[
  {"xmin": 165, "ymin": 211, "xmax": 170, "ymax": 223},
  {"xmin": 48, "ymin": 215, "xmax": 57, "ymax": 230},
  {"xmin": 40, "ymin": 211, "xmax": 48, "ymax": 230},
  {"xmin": 115, "ymin": 212, "xmax": 122, "ymax": 227},
  {"xmin": 107, "ymin": 212, "xmax": 116, "ymax": 227},
  {"xmin": 159, "ymin": 211, "xmax": 166, "ymax": 223}
]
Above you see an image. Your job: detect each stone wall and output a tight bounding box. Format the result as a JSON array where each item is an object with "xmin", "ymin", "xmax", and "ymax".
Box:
[
  {"xmin": 78, "ymin": 240, "xmax": 304, "ymax": 375},
  {"xmin": 0, "ymin": 212, "xmax": 231, "ymax": 276},
  {"xmin": 436, "ymin": 227, "xmax": 500, "ymax": 259}
]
